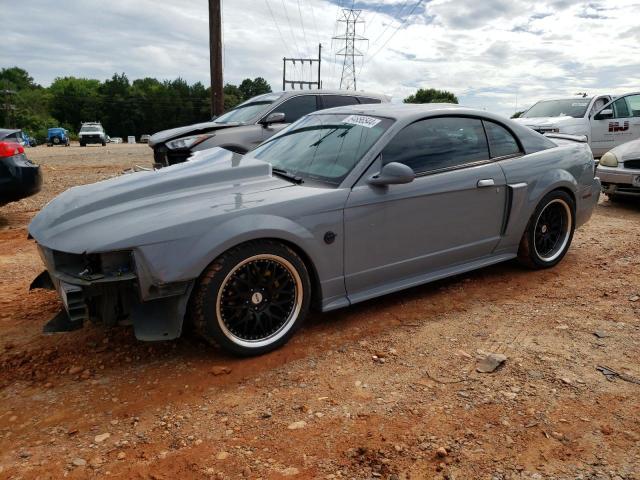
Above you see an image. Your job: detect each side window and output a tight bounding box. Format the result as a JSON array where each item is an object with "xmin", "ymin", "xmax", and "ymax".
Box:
[
  {"xmin": 276, "ymin": 95, "xmax": 318, "ymax": 123},
  {"xmin": 484, "ymin": 121, "xmax": 521, "ymax": 158},
  {"xmin": 590, "ymin": 97, "xmax": 609, "ymax": 117},
  {"xmin": 357, "ymin": 97, "xmax": 382, "ymax": 104},
  {"xmin": 611, "ymin": 97, "xmax": 631, "ymax": 118},
  {"xmin": 322, "ymin": 95, "xmax": 359, "ymax": 109},
  {"xmin": 626, "ymin": 94, "xmax": 640, "ymax": 117},
  {"xmin": 382, "ymin": 117, "xmax": 489, "ymax": 174}
]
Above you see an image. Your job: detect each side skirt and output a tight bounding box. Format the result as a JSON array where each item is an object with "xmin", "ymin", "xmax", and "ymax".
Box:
[{"xmin": 336, "ymin": 253, "xmax": 517, "ymax": 310}]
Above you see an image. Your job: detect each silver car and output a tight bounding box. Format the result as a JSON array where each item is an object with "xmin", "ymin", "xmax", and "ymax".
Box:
[
  {"xmin": 29, "ymin": 104, "xmax": 600, "ymax": 356},
  {"xmin": 597, "ymin": 138, "xmax": 640, "ymax": 198},
  {"xmin": 148, "ymin": 90, "xmax": 389, "ymax": 168}
]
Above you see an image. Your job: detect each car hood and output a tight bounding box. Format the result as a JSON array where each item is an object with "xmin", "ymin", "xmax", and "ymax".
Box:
[
  {"xmin": 513, "ymin": 116, "xmax": 579, "ymax": 127},
  {"xmin": 610, "ymin": 138, "xmax": 640, "ymax": 162},
  {"xmin": 29, "ymin": 148, "xmax": 293, "ymax": 254},
  {"xmin": 148, "ymin": 121, "xmax": 244, "ymax": 147}
]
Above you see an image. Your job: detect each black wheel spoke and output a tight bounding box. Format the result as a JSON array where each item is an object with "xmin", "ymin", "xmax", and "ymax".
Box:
[
  {"xmin": 219, "ymin": 257, "xmax": 298, "ymax": 342},
  {"xmin": 534, "ymin": 201, "xmax": 570, "ymax": 260}
]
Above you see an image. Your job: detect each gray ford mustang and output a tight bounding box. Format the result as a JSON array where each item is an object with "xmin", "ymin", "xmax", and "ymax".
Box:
[{"xmin": 29, "ymin": 104, "xmax": 600, "ymax": 356}]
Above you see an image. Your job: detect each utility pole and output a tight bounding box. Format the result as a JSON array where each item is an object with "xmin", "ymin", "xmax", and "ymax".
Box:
[
  {"xmin": 209, "ymin": 0, "xmax": 224, "ymax": 116},
  {"xmin": 282, "ymin": 44, "xmax": 322, "ymax": 90},
  {"xmin": 333, "ymin": 9, "xmax": 367, "ymax": 90}
]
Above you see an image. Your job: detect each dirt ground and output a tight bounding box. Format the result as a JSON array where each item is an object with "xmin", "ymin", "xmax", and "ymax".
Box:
[{"xmin": 0, "ymin": 144, "xmax": 639, "ymax": 480}]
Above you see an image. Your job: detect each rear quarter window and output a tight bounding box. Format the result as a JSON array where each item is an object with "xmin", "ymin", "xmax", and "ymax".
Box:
[
  {"xmin": 357, "ymin": 97, "xmax": 382, "ymax": 104},
  {"xmin": 321, "ymin": 95, "xmax": 359, "ymax": 109},
  {"xmin": 483, "ymin": 121, "xmax": 522, "ymax": 158}
]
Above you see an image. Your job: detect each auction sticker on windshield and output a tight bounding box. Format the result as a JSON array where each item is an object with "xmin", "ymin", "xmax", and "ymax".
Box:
[{"xmin": 343, "ymin": 115, "xmax": 381, "ymax": 129}]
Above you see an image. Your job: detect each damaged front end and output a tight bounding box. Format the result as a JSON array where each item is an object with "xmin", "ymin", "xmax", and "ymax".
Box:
[{"xmin": 31, "ymin": 245, "xmax": 192, "ymax": 341}]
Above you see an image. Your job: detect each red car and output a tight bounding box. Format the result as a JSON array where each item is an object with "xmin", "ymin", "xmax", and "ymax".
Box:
[{"xmin": 0, "ymin": 134, "xmax": 42, "ymax": 206}]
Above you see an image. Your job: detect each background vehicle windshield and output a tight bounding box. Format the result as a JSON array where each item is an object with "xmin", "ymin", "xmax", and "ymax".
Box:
[
  {"xmin": 214, "ymin": 92, "xmax": 285, "ymax": 124},
  {"xmin": 247, "ymin": 113, "xmax": 393, "ymax": 186},
  {"xmin": 523, "ymin": 98, "xmax": 592, "ymax": 118},
  {"xmin": 81, "ymin": 125, "xmax": 102, "ymax": 132}
]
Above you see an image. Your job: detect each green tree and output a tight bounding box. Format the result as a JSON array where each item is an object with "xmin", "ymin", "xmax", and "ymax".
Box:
[
  {"xmin": 238, "ymin": 77, "xmax": 272, "ymax": 101},
  {"xmin": 403, "ymin": 88, "xmax": 458, "ymax": 104},
  {"xmin": 0, "ymin": 67, "xmax": 38, "ymax": 91},
  {"xmin": 49, "ymin": 76, "xmax": 101, "ymax": 132},
  {"xmin": 223, "ymin": 83, "xmax": 243, "ymax": 110}
]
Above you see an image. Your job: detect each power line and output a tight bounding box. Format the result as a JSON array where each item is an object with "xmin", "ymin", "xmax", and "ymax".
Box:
[
  {"xmin": 281, "ymin": 0, "xmax": 302, "ymax": 59},
  {"xmin": 265, "ymin": 0, "xmax": 294, "ymax": 59},
  {"xmin": 305, "ymin": 0, "xmax": 321, "ymax": 48},
  {"xmin": 369, "ymin": 0, "xmax": 409, "ymax": 48},
  {"xmin": 297, "ymin": 0, "xmax": 310, "ymax": 57},
  {"xmin": 365, "ymin": 0, "xmax": 424, "ymax": 65}
]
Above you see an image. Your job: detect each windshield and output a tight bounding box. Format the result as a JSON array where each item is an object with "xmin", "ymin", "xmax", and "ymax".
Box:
[
  {"xmin": 523, "ymin": 98, "xmax": 592, "ymax": 119},
  {"xmin": 214, "ymin": 92, "xmax": 284, "ymax": 124},
  {"xmin": 245, "ymin": 113, "xmax": 394, "ymax": 186},
  {"xmin": 81, "ymin": 125, "xmax": 102, "ymax": 132}
]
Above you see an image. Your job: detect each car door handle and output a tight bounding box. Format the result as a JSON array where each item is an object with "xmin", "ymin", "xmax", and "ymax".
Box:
[{"xmin": 477, "ymin": 179, "xmax": 495, "ymax": 188}]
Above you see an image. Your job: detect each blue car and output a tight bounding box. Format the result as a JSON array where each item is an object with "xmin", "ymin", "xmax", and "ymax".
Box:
[{"xmin": 47, "ymin": 127, "xmax": 70, "ymax": 147}]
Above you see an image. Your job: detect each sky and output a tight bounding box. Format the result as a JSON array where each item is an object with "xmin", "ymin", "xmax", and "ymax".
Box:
[{"xmin": 3, "ymin": 0, "xmax": 640, "ymax": 116}]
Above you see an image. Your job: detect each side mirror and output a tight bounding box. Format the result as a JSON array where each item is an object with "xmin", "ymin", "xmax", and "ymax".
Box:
[
  {"xmin": 261, "ymin": 112, "xmax": 286, "ymax": 126},
  {"xmin": 594, "ymin": 108, "xmax": 613, "ymax": 120},
  {"xmin": 368, "ymin": 162, "xmax": 415, "ymax": 186}
]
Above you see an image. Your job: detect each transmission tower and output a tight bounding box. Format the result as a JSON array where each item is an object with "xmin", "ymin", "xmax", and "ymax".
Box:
[{"xmin": 333, "ymin": 9, "xmax": 367, "ymax": 90}]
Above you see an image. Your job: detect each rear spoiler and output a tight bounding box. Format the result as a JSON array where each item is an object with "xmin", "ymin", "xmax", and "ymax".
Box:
[{"xmin": 543, "ymin": 133, "xmax": 588, "ymax": 143}]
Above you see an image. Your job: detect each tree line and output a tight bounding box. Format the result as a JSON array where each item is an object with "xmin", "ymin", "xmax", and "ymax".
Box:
[
  {"xmin": 1, "ymin": 67, "xmax": 461, "ymax": 142},
  {"xmin": 0, "ymin": 67, "xmax": 271, "ymax": 142}
]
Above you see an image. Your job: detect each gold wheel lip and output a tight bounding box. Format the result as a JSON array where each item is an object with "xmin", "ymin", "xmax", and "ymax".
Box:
[{"xmin": 215, "ymin": 253, "xmax": 303, "ymax": 348}]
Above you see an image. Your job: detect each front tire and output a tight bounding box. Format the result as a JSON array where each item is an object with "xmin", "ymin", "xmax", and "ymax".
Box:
[
  {"xmin": 191, "ymin": 241, "xmax": 311, "ymax": 356},
  {"xmin": 518, "ymin": 190, "xmax": 575, "ymax": 269}
]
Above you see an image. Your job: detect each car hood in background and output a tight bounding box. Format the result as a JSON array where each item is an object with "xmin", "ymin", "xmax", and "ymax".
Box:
[
  {"xmin": 29, "ymin": 148, "xmax": 292, "ymax": 253},
  {"xmin": 513, "ymin": 116, "xmax": 580, "ymax": 128},
  {"xmin": 148, "ymin": 121, "xmax": 243, "ymax": 147},
  {"xmin": 609, "ymin": 138, "xmax": 640, "ymax": 162}
]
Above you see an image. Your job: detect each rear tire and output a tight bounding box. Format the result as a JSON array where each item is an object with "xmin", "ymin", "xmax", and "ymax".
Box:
[
  {"xmin": 518, "ymin": 190, "xmax": 575, "ymax": 269},
  {"xmin": 190, "ymin": 241, "xmax": 311, "ymax": 356},
  {"xmin": 52, "ymin": 137, "xmax": 60, "ymax": 145},
  {"xmin": 80, "ymin": 142, "xmax": 86, "ymax": 147}
]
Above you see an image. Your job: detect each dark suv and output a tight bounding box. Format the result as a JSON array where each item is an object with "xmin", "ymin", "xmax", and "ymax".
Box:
[{"xmin": 149, "ymin": 90, "xmax": 389, "ymax": 168}]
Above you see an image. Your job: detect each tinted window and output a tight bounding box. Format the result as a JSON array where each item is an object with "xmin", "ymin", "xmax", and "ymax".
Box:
[
  {"xmin": 358, "ymin": 97, "xmax": 382, "ymax": 104},
  {"xmin": 3, "ymin": 132, "xmax": 19, "ymax": 141},
  {"xmin": 382, "ymin": 117, "xmax": 489, "ymax": 174},
  {"xmin": 624, "ymin": 94, "xmax": 640, "ymax": 117},
  {"xmin": 322, "ymin": 95, "xmax": 359, "ymax": 109},
  {"xmin": 277, "ymin": 95, "xmax": 318, "ymax": 123},
  {"xmin": 611, "ymin": 97, "xmax": 630, "ymax": 118},
  {"xmin": 484, "ymin": 121, "xmax": 521, "ymax": 158}
]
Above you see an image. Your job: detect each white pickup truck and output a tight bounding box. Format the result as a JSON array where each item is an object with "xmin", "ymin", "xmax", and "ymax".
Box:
[{"xmin": 514, "ymin": 92, "xmax": 640, "ymax": 157}]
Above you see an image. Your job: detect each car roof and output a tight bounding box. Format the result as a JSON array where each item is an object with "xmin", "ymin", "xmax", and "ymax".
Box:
[
  {"xmin": 0, "ymin": 128, "xmax": 20, "ymax": 135},
  {"xmin": 279, "ymin": 89, "xmax": 390, "ymax": 101},
  {"xmin": 307, "ymin": 102, "xmax": 481, "ymax": 122}
]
